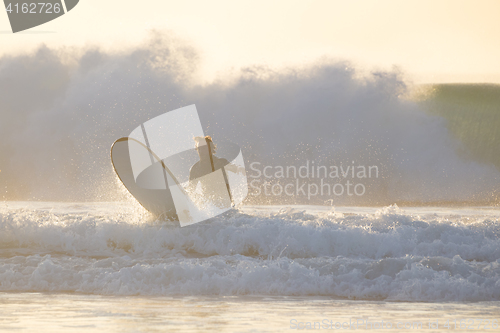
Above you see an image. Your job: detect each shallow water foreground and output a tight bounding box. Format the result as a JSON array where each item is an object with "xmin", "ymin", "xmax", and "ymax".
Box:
[{"xmin": 0, "ymin": 293, "xmax": 499, "ymax": 332}]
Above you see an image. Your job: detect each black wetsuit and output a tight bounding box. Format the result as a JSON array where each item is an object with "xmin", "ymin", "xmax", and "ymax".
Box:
[{"xmin": 188, "ymin": 156, "xmax": 232, "ymax": 208}]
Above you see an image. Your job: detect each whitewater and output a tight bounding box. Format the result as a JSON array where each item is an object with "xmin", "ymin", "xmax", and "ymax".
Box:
[
  {"xmin": 1, "ymin": 201, "xmax": 499, "ymax": 302},
  {"xmin": 1, "ymin": 35, "xmax": 500, "ymax": 332}
]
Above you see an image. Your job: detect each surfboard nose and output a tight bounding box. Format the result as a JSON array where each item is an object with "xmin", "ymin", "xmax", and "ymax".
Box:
[{"xmin": 4, "ymin": 0, "xmax": 80, "ymax": 33}]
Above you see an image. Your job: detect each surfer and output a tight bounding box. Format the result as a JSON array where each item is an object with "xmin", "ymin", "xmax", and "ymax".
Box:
[{"xmin": 188, "ymin": 136, "xmax": 244, "ymax": 208}]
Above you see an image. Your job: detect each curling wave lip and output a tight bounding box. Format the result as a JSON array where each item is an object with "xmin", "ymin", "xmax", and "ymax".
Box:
[{"xmin": 4, "ymin": 0, "xmax": 79, "ymax": 33}]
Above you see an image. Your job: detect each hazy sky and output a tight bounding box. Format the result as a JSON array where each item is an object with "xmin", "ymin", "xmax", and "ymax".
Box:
[{"xmin": 1, "ymin": 0, "xmax": 500, "ymax": 83}]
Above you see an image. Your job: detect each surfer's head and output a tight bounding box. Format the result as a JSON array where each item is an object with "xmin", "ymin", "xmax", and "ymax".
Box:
[{"xmin": 194, "ymin": 136, "xmax": 216, "ymax": 160}]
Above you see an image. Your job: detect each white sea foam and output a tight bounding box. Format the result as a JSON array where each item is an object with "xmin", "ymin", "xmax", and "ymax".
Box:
[
  {"xmin": 1, "ymin": 37, "xmax": 499, "ymax": 203},
  {"xmin": 0, "ymin": 202, "xmax": 498, "ymax": 301}
]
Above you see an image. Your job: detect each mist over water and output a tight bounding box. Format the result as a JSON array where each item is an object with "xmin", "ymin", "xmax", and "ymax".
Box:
[
  {"xmin": 0, "ymin": 32, "xmax": 499, "ymax": 204},
  {"xmin": 1, "ymin": 32, "xmax": 499, "ymax": 303}
]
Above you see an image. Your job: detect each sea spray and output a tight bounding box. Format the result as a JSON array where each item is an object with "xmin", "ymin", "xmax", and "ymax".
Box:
[{"xmin": 0, "ymin": 202, "xmax": 499, "ymax": 301}]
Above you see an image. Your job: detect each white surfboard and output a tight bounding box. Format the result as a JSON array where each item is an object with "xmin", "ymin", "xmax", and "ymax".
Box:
[
  {"xmin": 110, "ymin": 137, "xmax": 183, "ymax": 219},
  {"xmin": 110, "ymin": 105, "xmax": 248, "ymax": 226}
]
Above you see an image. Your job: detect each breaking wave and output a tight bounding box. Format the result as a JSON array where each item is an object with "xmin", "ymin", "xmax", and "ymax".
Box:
[{"xmin": 1, "ymin": 203, "xmax": 499, "ymax": 301}]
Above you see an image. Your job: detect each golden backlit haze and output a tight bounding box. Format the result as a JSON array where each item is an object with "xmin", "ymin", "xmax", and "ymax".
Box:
[{"xmin": 1, "ymin": 0, "xmax": 500, "ymax": 84}]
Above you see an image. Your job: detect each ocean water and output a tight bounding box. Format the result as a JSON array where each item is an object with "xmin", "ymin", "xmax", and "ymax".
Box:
[
  {"xmin": 3, "ymin": 43, "xmax": 500, "ymax": 207},
  {"xmin": 1, "ymin": 202, "xmax": 499, "ymax": 331},
  {"xmin": 416, "ymin": 84, "xmax": 500, "ymax": 172},
  {"xmin": 2, "ymin": 37, "xmax": 500, "ymax": 331}
]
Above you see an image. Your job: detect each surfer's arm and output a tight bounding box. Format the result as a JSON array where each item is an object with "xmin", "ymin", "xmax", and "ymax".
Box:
[
  {"xmin": 219, "ymin": 158, "xmax": 245, "ymax": 175},
  {"xmin": 226, "ymin": 163, "xmax": 245, "ymax": 175}
]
